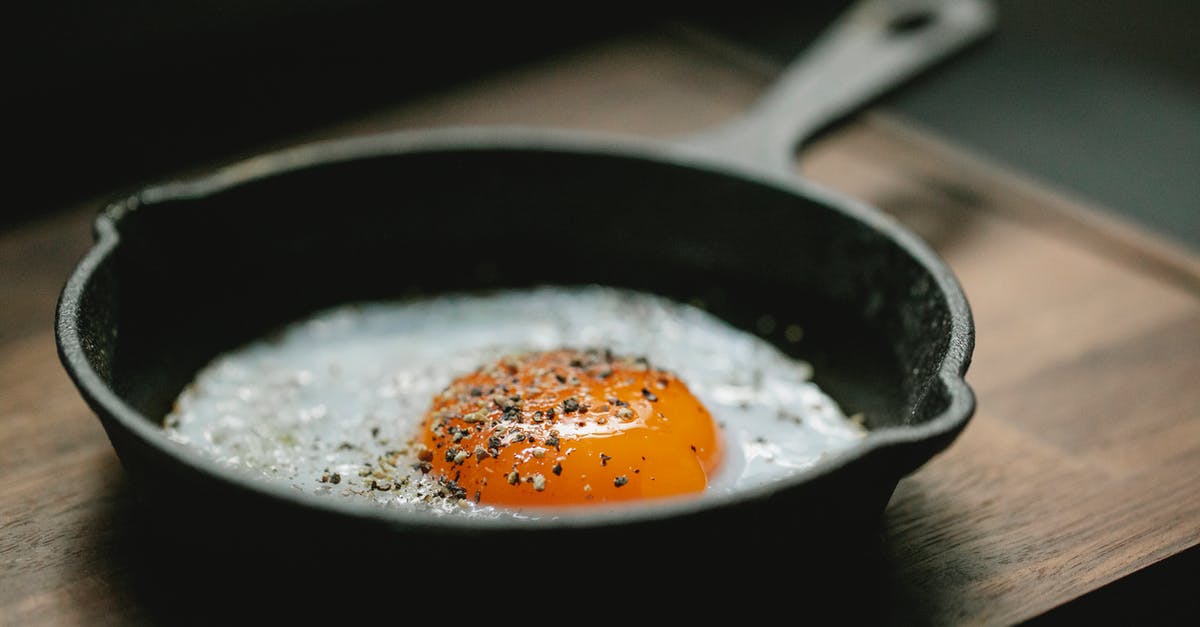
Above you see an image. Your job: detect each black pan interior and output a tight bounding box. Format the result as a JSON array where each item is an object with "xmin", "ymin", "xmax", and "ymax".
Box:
[
  {"xmin": 87, "ymin": 147, "xmax": 957, "ymax": 442},
  {"xmin": 60, "ymin": 140, "xmax": 975, "ymax": 571}
]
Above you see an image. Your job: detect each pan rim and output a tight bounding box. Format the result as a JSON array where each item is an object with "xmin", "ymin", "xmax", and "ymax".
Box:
[{"xmin": 56, "ymin": 126, "xmax": 976, "ymax": 532}]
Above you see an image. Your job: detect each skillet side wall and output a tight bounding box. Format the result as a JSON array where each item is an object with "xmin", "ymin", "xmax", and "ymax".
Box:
[{"xmin": 105, "ymin": 149, "xmax": 950, "ymax": 433}]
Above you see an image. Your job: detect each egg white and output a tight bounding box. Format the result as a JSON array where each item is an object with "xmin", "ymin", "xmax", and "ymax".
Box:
[{"xmin": 163, "ymin": 285, "xmax": 866, "ymax": 518}]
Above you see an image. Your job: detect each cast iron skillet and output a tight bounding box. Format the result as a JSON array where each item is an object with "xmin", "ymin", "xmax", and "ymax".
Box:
[{"xmin": 57, "ymin": 0, "xmax": 986, "ymax": 561}]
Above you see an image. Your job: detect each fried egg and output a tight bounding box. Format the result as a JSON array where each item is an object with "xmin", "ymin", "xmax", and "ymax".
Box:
[{"xmin": 163, "ymin": 285, "xmax": 866, "ymax": 518}]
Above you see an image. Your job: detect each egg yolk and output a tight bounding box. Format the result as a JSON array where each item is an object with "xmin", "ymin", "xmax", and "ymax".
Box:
[{"xmin": 418, "ymin": 349, "xmax": 722, "ymax": 507}]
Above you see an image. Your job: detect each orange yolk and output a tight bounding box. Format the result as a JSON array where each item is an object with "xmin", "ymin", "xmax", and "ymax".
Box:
[{"xmin": 418, "ymin": 349, "xmax": 722, "ymax": 507}]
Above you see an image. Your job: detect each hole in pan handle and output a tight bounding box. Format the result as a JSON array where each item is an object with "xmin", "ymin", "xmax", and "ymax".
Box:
[{"xmin": 679, "ymin": 0, "xmax": 995, "ymax": 174}]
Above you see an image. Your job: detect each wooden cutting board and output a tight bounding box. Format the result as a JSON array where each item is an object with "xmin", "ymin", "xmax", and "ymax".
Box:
[{"xmin": 2, "ymin": 26, "xmax": 1197, "ymax": 625}]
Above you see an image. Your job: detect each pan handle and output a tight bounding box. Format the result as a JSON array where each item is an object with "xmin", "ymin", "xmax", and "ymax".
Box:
[{"xmin": 679, "ymin": 0, "xmax": 994, "ymax": 174}]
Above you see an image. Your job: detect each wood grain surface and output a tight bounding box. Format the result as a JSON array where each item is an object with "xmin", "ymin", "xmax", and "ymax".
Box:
[{"xmin": 2, "ymin": 27, "xmax": 1198, "ymax": 625}]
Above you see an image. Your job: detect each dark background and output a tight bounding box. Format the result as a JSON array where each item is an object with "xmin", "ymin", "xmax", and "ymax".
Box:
[{"xmin": 10, "ymin": 1, "xmax": 1199, "ymax": 249}]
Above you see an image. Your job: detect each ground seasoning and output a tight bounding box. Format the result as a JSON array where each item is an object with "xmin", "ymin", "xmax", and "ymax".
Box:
[{"xmin": 415, "ymin": 348, "xmax": 722, "ymax": 507}]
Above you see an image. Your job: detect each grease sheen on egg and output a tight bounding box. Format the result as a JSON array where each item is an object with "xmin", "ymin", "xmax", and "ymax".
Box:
[{"xmin": 163, "ymin": 286, "xmax": 867, "ymax": 518}]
